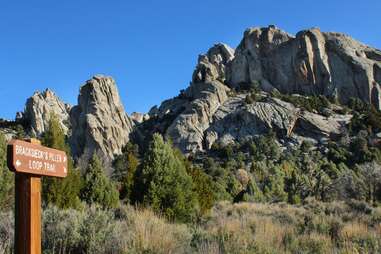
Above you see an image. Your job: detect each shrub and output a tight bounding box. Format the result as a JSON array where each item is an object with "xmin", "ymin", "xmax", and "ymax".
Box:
[
  {"xmin": 78, "ymin": 206, "xmax": 124, "ymax": 254},
  {"xmin": 43, "ymin": 206, "xmax": 82, "ymax": 254},
  {"xmin": 0, "ymin": 211, "xmax": 13, "ymax": 254},
  {"xmin": 0, "ymin": 133, "xmax": 13, "ymax": 212}
]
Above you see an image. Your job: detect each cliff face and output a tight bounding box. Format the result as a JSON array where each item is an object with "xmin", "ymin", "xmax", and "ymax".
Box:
[{"xmin": 69, "ymin": 75, "xmax": 134, "ymax": 161}]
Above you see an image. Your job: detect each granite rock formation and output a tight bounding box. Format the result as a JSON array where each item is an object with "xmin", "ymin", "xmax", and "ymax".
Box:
[
  {"xmin": 8, "ymin": 26, "xmax": 381, "ymax": 158},
  {"xmin": 138, "ymin": 26, "xmax": 381, "ymax": 154},
  {"xmin": 227, "ymin": 26, "xmax": 381, "ymax": 109},
  {"xmin": 69, "ymin": 75, "xmax": 134, "ymax": 161},
  {"xmin": 22, "ymin": 89, "xmax": 71, "ymax": 137}
]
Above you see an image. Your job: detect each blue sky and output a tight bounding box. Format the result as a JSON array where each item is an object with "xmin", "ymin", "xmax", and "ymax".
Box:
[{"xmin": 0, "ymin": 0, "xmax": 380, "ymax": 120}]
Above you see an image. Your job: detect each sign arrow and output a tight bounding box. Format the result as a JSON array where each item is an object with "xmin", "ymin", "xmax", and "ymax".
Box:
[{"xmin": 16, "ymin": 160, "xmax": 21, "ymax": 167}]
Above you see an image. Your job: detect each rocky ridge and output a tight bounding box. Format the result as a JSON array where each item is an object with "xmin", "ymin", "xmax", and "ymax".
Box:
[
  {"xmin": 139, "ymin": 26, "xmax": 381, "ymax": 154},
  {"xmin": 9, "ymin": 26, "xmax": 381, "ymax": 159},
  {"xmin": 16, "ymin": 76, "xmax": 134, "ymax": 161}
]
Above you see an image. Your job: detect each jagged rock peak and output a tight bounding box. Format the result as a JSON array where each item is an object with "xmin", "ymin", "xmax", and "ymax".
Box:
[
  {"xmin": 22, "ymin": 88, "xmax": 71, "ymax": 137},
  {"xmin": 238, "ymin": 25, "xmax": 294, "ymax": 54},
  {"xmin": 69, "ymin": 75, "xmax": 134, "ymax": 161},
  {"xmin": 192, "ymin": 43, "xmax": 235, "ymax": 83}
]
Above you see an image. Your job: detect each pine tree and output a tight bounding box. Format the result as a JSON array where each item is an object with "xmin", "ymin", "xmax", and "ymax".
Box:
[
  {"xmin": 0, "ymin": 132, "xmax": 14, "ymax": 211},
  {"xmin": 133, "ymin": 133, "xmax": 197, "ymax": 222},
  {"xmin": 42, "ymin": 114, "xmax": 82, "ymax": 209},
  {"xmin": 81, "ymin": 154, "xmax": 119, "ymax": 209}
]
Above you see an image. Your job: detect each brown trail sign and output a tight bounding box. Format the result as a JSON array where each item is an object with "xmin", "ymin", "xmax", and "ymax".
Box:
[
  {"xmin": 8, "ymin": 139, "xmax": 68, "ymax": 178},
  {"xmin": 7, "ymin": 139, "xmax": 68, "ymax": 254}
]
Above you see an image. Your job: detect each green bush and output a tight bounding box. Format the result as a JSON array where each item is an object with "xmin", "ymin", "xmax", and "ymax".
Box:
[{"xmin": 0, "ymin": 211, "xmax": 13, "ymax": 254}]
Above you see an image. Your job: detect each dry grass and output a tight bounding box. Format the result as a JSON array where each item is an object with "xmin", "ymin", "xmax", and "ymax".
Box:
[
  {"xmin": 2, "ymin": 200, "xmax": 381, "ymax": 254},
  {"xmin": 341, "ymin": 222, "xmax": 369, "ymax": 239},
  {"xmin": 122, "ymin": 207, "xmax": 192, "ymax": 254},
  {"xmin": 191, "ymin": 201, "xmax": 381, "ymax": 254}
]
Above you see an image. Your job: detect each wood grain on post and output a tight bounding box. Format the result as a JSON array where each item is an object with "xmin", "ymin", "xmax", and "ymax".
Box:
[{"xmin": 15, "ymin": 138, "xmax": 42, "ymax": 254}]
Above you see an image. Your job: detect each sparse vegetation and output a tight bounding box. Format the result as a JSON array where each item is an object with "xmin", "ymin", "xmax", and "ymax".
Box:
[{"xmin": 271, "ymin": 92, "xmax": 331, "ymax": 112}]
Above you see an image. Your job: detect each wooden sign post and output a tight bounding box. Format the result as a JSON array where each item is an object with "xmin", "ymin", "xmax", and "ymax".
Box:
[{"xmin": 7, "ymin": 139, "xmax": 68, "ymax": 254}]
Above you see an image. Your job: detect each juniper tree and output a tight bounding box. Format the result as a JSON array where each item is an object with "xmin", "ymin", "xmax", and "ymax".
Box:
[
  {"xmin": 133, "ymin": 133, "xmax": 197, "ymax": 222},
  {"xmin": 42, "ymin": 114, "xmax": 82, "ymax": 209},
  {"xmin": 112, "ymin": 142, "xmax": 139, "ymax": 201},
  {"xmin": 81, "ymin": 154, "xmax": 119, "ymax": 209}
]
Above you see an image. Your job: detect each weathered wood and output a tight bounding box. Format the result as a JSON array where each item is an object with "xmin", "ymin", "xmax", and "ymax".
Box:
[{"xmin": 14, "ymin": 139, "xmax": 42, "ymax": 254}]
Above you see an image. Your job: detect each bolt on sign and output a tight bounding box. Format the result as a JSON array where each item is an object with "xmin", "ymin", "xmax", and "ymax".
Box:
[
  {"xmin": 7, "ymin": 139, "xmax": 68, "ymax": 254},
  {"xmin": 8, "ymin": 139, "xmax": 68, "ymax": 178}
]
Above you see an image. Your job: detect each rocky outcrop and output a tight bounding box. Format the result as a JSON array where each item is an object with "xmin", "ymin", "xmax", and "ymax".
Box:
[
  {"xmin": 22, "ymin": 89, "xmax": 71, "ymax": 137},
  {"xmin": 133, "ymin": 44, "xmax": 235, "ymax": 154},
  {"xmin": 151, "ymin": 44, "xmax": 235, "ymax": 153},
  {"xmin": 135, "ymin": 26, "xmax": 381, "ymax": 154},
  {"xmin": 204, "ymin": 94, "xmax": 351, "ymax": 149},
  {"xmin": 227, "ymin": 25, "xmax": 381, "ymax": 109},
  {"xmin": 130, "ymin": 112, "xmax": 149, "ymax": 124},
  {"xmin": 69, "ymin": 75, "xmax": 134, "ymax": 161},
  {"xmin": 164, "ymin": 80, "xmax": 230, "ymax": 153}
]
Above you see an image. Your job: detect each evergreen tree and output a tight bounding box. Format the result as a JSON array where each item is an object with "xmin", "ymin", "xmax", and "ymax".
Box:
[
  {"xmin": 263, "ymin": 165, "xmax": 287, "ymax": 202},
  {"xmin": 112, "ymin": 142, "xmax": 139, "ymax": 201},
  {"xmin": 42, "ymin": 114, "xmax": 82, "ymax": 209},
  {"xmin": 173, "ymin": 148, "xmax": 215, "ymax": 215},
  {"xmin": 133, "ymin": 133, "xmax": 197, "ymax": 222},
  {"xmin": 81, "ymin": 154, "xmax": 119, "ymax": 209},
  {"xmin": 0, "ymin": 132, "xmax": 14, "ymax": 211}
]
